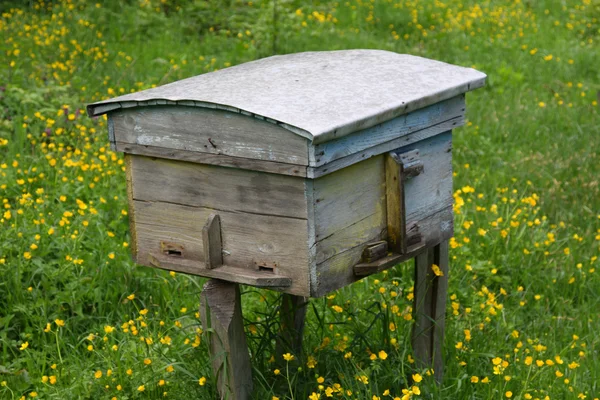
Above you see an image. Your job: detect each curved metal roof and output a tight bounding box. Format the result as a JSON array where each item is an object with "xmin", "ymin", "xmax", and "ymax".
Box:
[{"xmin": 87, "ymin": 50, "xmax": 486, "ymax": 144}]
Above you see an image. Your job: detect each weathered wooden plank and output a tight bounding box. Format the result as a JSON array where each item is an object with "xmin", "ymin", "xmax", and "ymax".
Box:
[
  {"xmin": 124, "ymin": 155, "xmax": 138, "ymax": 261},
  {"xmin": 307, "ymin": 116, "xmax": 462, "ymax": 178},
  {"xmin": 311, "ymin": 96, "xmax": 464, "ymax": 167},
  {"xmin": 129, "ymin": 156, "xmax": 308, "ymax": 219},
  {"xmin": 402, "ymin": 132, "xmax": 453, "ymax": 236},
  {"xmin": 312, "ymin": 156, "xmax": 386, "ymax": 242},
  {"xmin": 110, "ymin": 106, "xmax": 309, "ymax": 165},
  {"xmin": 200, "ymin": 279, "xmax": 253, "ymax": 399},
  {"xmin": 149, "ymin": 254, "xmax": 292, "ymax": 287},
  {"xmin": 117, "ymin": 142, "xmax": 308, "ymax": 177},
  {"xmin": 202, "ymin": 214, "xmax": 223, "ymax": 269},
  {"xmin": 132, "ymin": 200, "xmax": 310, "ymax": 296},
  {"xmin": 313, "ymin": 131, "xmax": 454, "ymax": 296}
]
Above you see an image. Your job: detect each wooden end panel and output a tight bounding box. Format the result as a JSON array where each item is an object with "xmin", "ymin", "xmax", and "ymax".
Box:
[
  {"xmin": 110, "ymin": 106, "xmax": 309, "ymax": 167},
  {"xmin": 132, "ymin": 200, "xmax": 311, "ymax": 296}
]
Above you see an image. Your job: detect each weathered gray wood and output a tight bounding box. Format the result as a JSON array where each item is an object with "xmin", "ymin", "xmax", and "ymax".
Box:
[
  {"xmin": 312, "ymin": 156, "xmax": 385, "ymax": 243},
  {"xmin": 276, "ymin": 294, "xmax": 308, "ymax": 357},
  {"xmin": 354, "ymin": 252, "xmax": 407, "ymax": 277},
  {"xmin": 89, "ymin": 50, "xmax": 486, "ymax": 145},
  {"xmin": 307, "ymin": 116, "xmax": 462, "ymax": 178},
  {"xmin": 412, "ymin": 248, "xmax": 434, "ymax": 367},
  {"xmin": 129, "ymin": 156, "xmax": 308, "ymax": 219},
  {"xmin": 200, "ymin": 279, "xmax": 253, "ymax": 399},
  {"xmin": 203, "ymin": 214, "xmax": 223, "ymax": 269},
  {"xmin": 110, "ymin": 106, "xmax": 309, "ymax": 165},
  {"xmin": 118, "ymin": 142, "xmax": 308, "ymax": 177},
  {"xmin": 312, "ymin": 132, "xmax": 454, "ymax": 297},
  {"xmin": 411, "ymin": 241, "xmax": 449, "ymax": 384},
  {"xmin": 310, "ymin": 96, "xmax": 464, "ymax": 167},
  {"xmin": 149, "ymin": 254, "xmax": 291, "ymax": 287},
  {"xmin": 132, "ymin": 200, "xmax": 309, "ymax": 296}
]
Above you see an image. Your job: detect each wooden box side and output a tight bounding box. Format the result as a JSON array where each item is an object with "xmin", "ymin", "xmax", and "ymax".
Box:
[
  {"xmin": 126, "ymin": 155, "xmax": 311, "ymax": 296},
  {"xmin": 311, "ymin": 131, "xmax": 454, "ymax": 297},
  {"xmin": 111, "ymin": 106, "xmax": 310, "ymax": 177}
]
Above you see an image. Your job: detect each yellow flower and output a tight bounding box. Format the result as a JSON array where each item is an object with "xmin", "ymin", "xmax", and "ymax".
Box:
[
  {"xmin": 274, "ymin": 369, "xmax": 280, "ymax": 375},
  {"xmin": 309, "ymin": 393, "xmax": 321, "ymax": 400},
  {"xmin": 144, "ymin": 358, "xmax": 152, "ymax": 365},
  {"xmin": 126, "ymin": 369, "xmax": 133, "ymax": 375},
  {"xmin": 412, "ymin": 386, "xmax": 421, "ymax": 395},
  {"xmin": 331, "ymin": 305, "xmax": 343, "ymax": 313},
  {"xmin": 49, "ymin": 376, "xmax": 56, "ymax": 385},
  {"xmin": 506, "ymin": 391, "xmax": 513, "ymax": 398},
  {"xmin": 378, "ymin": 350, "xmax": 388, "ymax": 360},
  {"xmin": 283, "ymin": 353, "xmax": 295, "ymax": 361},
  {"xmin": 44, "ymin": 323, "xmax": 51, "ymax": 332},
  {"xmin": 165, "ymin": 365, "xmax": 174, "ymax": 373},
  {"xmin": 24, "ymin": 252, "xmax": 32, "ymax": 260},
  {"xmin": 29, "ymin": 392, "xmax": 38, "ymax": 398},
  {"xmin": 94, "ymin": 370, "xmax": 102, "ymax": 379},
  {"xmin": 198, "ymin": 377, "xmax": 206, "ymax": 386},
  {"xmin": 19, "ymin": 342, "xmax": 29, "ymax": 351},
  {"xmin": 471, "ymin": 376, "xmax": 479, "ymax": 383},
  {"xmin": 431, "ymin": 264, "xmax": 444, "ymax": 277},
  {"xmin": 137, "ymin": 385, "xmax": 145, "ymax": 392},
  {"xmin": 55, "ymin": 319, "xmax": 65, "ymax": 327},
  {"xmin": 412, "ymin": 373, "xmax": 422, "ymax": 383},
  {"xmin": 127, "ymin": 294, "xmax": 135, "ymax": 300},
  {"xmin": 307, "ymin": 355, "xmax": 317, "ymax": 368},
  {"xmin": 104, "ymin": 325, "xmax": 114, "ymax": 333}
]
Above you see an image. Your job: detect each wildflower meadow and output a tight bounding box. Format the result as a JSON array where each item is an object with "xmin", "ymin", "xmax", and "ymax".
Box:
[{"xmin": 0, "ymin": 0, "xmax": 599, "ymax": 399}]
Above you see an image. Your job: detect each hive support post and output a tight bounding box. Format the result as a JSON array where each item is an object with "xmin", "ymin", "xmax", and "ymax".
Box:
[
  {"xmin": 411, "ymin": 240, "xmax": 449, "ymax": 384},
  {"xmin": 276, "ymin": 294, "xmax": 308, "ymax": 357},
  {"xmin": 200, "ymin": 279, "xmax": 253, "ymax": 400}
]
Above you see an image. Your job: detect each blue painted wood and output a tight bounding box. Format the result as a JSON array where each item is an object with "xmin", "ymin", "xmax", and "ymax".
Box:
[{"xmin": 310, "ymin": 95, "xmax": 464, "ymax": 167}]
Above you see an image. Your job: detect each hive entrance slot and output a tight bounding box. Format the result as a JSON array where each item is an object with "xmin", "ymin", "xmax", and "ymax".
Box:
[
  {"xmin": 160, "ymin": 241, "xmax": 184, "ymax": 258},
  {"xmin": 258, "ymin": 266, "xmax": 274, "ymax": 273}
]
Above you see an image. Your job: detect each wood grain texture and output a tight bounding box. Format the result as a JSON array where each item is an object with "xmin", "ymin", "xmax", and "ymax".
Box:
[
  {"xmin": 200, "ymin": 279, "xmax": 253, "ymax": 399},
  {"xmin": 110, "ymin": 105, "xmax": 309, "ymax": 165},
  {"xmin": 385, "ymin": 152, "xmax": 404, "ymax": 253},
  {"xmin": 307, "ymin": 116, "xmax": 462, "ymax": 178},
  {"xmin": 311, "ymin": 96, "xmax": 464, "ymax": 167},
  {"xmin": 117, "ymin": 142, "xmax": 308, "ymax": 177},
  {"xmin": 149, "ymin": 254, "xmax": 292, "ymax": 287},
  {"xmin": 202, "ymin": 214, "xmax": 223, "ymax": 269},
  {"xmin": 133, "ymin": 200, "xmax": 310, "ymax": 296},
  {"xmin": 129, "ymin": 156, "xmax": 308, "ymax": 219},
  {"xmin": 312, "ymin": 132, "xmax": 454, "ymax": 297},
  {"xmin": 411, "ymin": 241, "xmax": 449, "ymax": 384}
]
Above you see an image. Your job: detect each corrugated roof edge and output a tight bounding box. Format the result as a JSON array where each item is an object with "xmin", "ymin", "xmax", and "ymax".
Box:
[{"xmin": 86, "ymin": 74, "xmax": 486, "ymax": 145}]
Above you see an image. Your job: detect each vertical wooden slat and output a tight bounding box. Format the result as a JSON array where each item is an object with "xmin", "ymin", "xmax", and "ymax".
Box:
[
  {"xmin": 431, "ymin": 240, "xmax": 449, "ymax": 383},
  {"xmin": 202, "ymin": 214, "xmax": 223, "ymax": 269},
  {"xmin": 411, "ymin": 241, "xmax": 450, "ymax": 384},
  {"xmin": 200, "ymin": 279, "xmax": 253, "ymax": 399},
  {"xmin": 412, "ymin": 248, "xmax": 434, "ymax": 365},
  {"xmin": 385, "ymin": 152, "xmax": 405, "ymax": 253}
]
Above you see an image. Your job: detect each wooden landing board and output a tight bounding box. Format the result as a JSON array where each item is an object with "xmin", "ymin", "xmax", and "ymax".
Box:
[{"xmin": 110, "ymin": 105, "xmax": 309, "ymax": 166}]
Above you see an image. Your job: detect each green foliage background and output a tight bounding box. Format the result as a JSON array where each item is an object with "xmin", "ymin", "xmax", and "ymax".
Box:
[{"xmin": 0, "ymin": 0, "xmax": 599, "ymax": 399}]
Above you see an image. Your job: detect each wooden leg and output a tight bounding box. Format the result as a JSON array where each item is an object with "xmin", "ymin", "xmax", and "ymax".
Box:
[
  {"xmin": 411, "ymin": 240, "xmax": 449, "ymax": 383},
  {"xmin": 276, "ymin": 294, "xmax": 308, "ymax": 358},
  {"xmin": 200, "ymin": 279, "xmax": 253, "ymax": 399}
]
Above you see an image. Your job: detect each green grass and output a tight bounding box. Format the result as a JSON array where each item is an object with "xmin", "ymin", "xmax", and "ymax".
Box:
[{"xmin": 0, "ymin": 0, "xmax": 599, "ymax": 399}]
